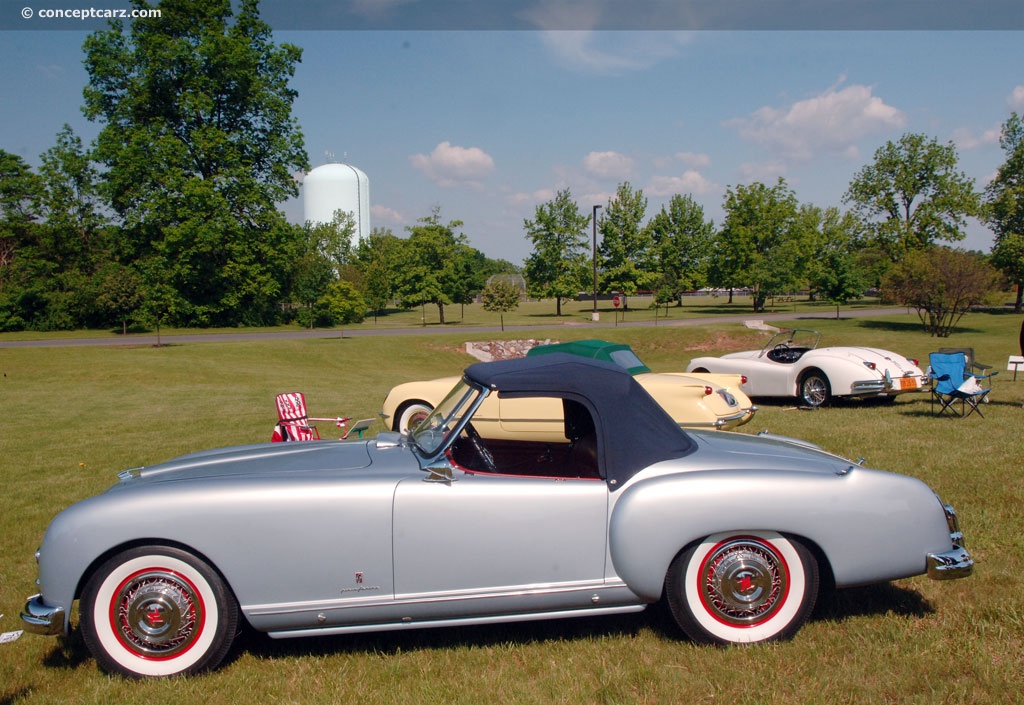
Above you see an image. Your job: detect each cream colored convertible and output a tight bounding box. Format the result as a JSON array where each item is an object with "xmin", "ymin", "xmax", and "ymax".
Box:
[{"xmin": 381, "ymin": 340, "xmax": 756, "ymax": 438}]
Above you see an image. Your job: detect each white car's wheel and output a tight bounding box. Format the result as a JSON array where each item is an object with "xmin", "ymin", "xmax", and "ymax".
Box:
[
  {"xmin": 799, "ymin": 370, "xmax": 831, "ymax": 407},
  {"xmin": 80, "ymin": 546, "xmax": 239, "ymax": 678},
  {"xmin": 666, "ymin": 531, "xmax": 818, "ymax": 644},
  {"xmin": 396, "ymin": 401, "xmax": 433, "ymax": 434}
]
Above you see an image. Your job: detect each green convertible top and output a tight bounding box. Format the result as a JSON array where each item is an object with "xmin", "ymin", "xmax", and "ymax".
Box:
[{"xmin": 526, "ymin": 339, "xmax": 651, "ymax": 375}]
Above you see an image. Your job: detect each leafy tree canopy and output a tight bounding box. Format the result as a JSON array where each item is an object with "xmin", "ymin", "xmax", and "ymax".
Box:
[
  {"xmin": 986, "ymin": 112, "xmax": 1024, "ymax": 312},
  {"xmin": 845, "ymin": 133, "xmax": 980, "ymax": 262},
  {"xmin": 884, "ymin": 246, "xmax": 1000, "ymax": 337},
  {"xmin": 715, "ymin": 178, "xmax": 806, "ymax": 312},
  {"xmin": 523, "ymin": 188, "xmax": 591, "ymax": 316},
  {"xmin": 82, "ymin": 0, "xmax": 308, "ymax": 326}
]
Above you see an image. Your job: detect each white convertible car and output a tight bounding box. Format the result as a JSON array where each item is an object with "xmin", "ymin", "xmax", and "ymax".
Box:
[{"xmin": 686, "ymin": 329, "xmax": 927, "ymax": 407}]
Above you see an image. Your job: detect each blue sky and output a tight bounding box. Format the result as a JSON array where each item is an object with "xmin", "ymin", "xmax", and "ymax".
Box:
[{"xmin": 3, "ymin": 14, "xmax": 1023, "ymax": 264}]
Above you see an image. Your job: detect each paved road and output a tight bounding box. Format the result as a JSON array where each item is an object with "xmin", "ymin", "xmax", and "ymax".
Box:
[{"xmin": 0, "ymin": 308, "xmax": 908, "ymax": 348}]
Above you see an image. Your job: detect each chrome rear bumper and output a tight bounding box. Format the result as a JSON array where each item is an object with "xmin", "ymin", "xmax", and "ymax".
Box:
[
  {"xmin": 926, "ymin": 546, "xmax": 973, "ymax": 580},
  {"xmin": 927, "ymin": 503, "xmax": 973, "ymax": 580}
]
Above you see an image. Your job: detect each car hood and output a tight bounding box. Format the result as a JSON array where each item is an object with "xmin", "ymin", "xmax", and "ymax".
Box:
[
  {"xmin": 119, "ymin": 441, "xmax": 375, "ymax": 485},
  {"xmin": 686, "ymin": 429, "xmax": 857, "ymax": 474}
]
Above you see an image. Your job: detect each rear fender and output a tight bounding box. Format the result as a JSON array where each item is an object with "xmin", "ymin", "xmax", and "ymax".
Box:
[{"xmin": 608, "ymin": 467, "xmax": 951, "ymax": 600}]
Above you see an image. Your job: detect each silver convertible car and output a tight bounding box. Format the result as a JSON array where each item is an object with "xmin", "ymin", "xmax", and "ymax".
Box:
[{"xmin": 21, "ymin": 354, "xmax": 971, "ymax": 678}]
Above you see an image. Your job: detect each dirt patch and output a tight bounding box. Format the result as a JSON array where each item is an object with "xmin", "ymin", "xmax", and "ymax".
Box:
[{"xmin": 465, "ymin": 339, "xmax": 557, "ymax": 362}]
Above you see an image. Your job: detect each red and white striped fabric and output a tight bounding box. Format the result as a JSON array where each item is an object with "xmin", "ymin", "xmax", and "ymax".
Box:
[{"xmin": 273, "ymin": 392, "xmax": 320, "ymax": 441}]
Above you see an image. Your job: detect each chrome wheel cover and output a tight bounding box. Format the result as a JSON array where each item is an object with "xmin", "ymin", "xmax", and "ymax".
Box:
[
  {"xmin": 801, "ymin": 376, "xmax": 828, "ymax": 406},
  {"xmin": 698, "ymin": 537, "xmax": 789, "ymax": 626},
  {"xmin": 112, "ymin": 570, "xmax": 204, "ymax": 658}
]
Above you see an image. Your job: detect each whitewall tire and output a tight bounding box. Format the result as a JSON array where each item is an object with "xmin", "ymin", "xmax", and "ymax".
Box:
[
  {"xmin": 80, "ymin": 546, "xmax": 238, "ymax": 678},
  {"xmin": 666, "ymin": 531, "xmax": 818, "ymax": 645}
]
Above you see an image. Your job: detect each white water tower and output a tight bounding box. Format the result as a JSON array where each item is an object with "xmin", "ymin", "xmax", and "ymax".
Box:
[{"xmin": 302, "ymin": 162, "xmax": 371, "ymax": 241}]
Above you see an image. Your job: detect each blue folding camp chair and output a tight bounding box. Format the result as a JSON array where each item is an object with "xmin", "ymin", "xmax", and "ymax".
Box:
[{"xmin": 929, "ymin": 352, "xmax": 994, "ymax": 418}]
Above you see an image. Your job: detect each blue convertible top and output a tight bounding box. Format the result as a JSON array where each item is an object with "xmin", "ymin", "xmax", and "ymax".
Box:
[{"xmin": 464, "ymin": 353, "xmax": 696, "ymax": 488}]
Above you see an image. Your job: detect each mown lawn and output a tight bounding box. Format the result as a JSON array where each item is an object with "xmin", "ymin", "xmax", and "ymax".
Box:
[{"xmin": 1, "ymin": 309, "xmax": 1021, "ymax": 704}]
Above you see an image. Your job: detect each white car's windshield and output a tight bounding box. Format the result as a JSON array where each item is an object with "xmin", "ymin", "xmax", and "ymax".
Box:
[{"xmin": 410, "ymin": 379, "xmax": 484, "ymax": 457}]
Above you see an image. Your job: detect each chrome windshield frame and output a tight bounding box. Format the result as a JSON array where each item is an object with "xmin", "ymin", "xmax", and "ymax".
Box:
[{"xmin": 409, "ymin": 377, "xmax": 488, "ymax": 461}]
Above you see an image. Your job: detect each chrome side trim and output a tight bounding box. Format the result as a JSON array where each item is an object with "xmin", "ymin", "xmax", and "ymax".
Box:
[
  {"xmin": 266, "ymin": 604, "xmax": 648, "ymax": 639},
  {"xmin": 20, "ymin": 595, "xmax": 65, "ymax": 636},
  {"xmin": 247, "ymin": 578, "xmax": 624, "ymax": 617}
]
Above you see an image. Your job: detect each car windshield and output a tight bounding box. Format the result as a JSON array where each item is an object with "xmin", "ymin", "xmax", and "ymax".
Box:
[
  {"xmin": 762, "ymin": 329, "xmax": 821, "ymax": 354},
  {"xmin": 410, "ymin": 378, "xmax": 484, "ymax": 457},
  {"xmin": 607, "ymin": 348, "xmax": 646, "ymax": 375}
]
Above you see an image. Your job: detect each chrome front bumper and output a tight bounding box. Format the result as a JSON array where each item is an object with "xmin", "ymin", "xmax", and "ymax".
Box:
[{"xmin": 20, "ymin": 594, "xmax": 65, "ymax": 636}]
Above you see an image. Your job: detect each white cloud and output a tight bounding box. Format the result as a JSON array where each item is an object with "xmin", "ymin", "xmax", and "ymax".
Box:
[
  {"xmin": 675, "ymin": 152, "xmax": 711, "ymax": 168},
  {"xmin": 735, "ymin": 161, "xmax": 789, "ymax": 185},
  {"xmin": 952, "ymin": 125, "xmax": 1001, "ymax": 150},
  {"xmin": 1009, "ymin": 85, "xmax": 1024, "ymax": 111},
  {"xmin": 583, "ymin": 150, "xmax": 634, "ymax": 178},
  {"xmin": 348, "ymin": 0, "xmax": 414, "ymax": 20},
  {"xmin": 728, "ymin": 80, "xmax": 906, "ymax": 160},
  {"xmin": 536, "ymin": 31, "xmax": 692, "ymax": 74},
  {"xmin": 647, "ymin": 171, "xmax": 718, "ymax": 197},
  {"xmin": 409, "ymin": 141, "xmax": 495, "ymax": 187},
  {"xmin": 371, "ymin": 204, "xmax": 403, "ymax": 223}
]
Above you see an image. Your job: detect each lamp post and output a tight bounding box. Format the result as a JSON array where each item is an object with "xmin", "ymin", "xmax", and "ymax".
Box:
[{"xmin": 592, "ymin": 204, "xmax": 601, "ymax": 317}]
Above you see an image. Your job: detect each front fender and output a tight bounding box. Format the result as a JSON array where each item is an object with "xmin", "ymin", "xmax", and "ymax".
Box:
[{"xmin": 608, "ymin": 466, "xmax": 954, "ymax": 601}]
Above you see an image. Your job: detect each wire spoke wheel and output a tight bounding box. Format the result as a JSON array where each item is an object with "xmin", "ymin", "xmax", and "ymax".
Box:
[
  {"xmin": 666, "ymin": 531, "xmax": 818, "ymax": 644},
  {"xmin": 81, "ymin": 546, "xmax": 238, "ymax": 678},
  {"xmin": 800, "ymin": 372, "xmax": 830, "ymax": 407}
]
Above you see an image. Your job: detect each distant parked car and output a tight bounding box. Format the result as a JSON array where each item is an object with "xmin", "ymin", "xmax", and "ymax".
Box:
[
  {"xmin": 686, "ymin": 329, "xmax": 927, "ymax": 407},
  {"xmin": 21, "ymin": 354, "xmax": 971, "ymax": 677},
  {"xmin": 382, "ymin": 339, "xmax": 756, "ymax": 436}
]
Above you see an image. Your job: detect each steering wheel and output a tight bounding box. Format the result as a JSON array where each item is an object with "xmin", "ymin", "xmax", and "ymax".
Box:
[{"xmin": 463, "ymin": 423, "xmax": 498, "ymax": 473}]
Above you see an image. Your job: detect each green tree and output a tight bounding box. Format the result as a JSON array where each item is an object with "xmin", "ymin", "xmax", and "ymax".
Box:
[
  {"xmin": 95, "ymin": 262, "xmax": 144, "ymax": 334},
  {"xmin": 396, "ymin": 208, "xmax": 475, "ymax": 325},
  {"xmin": 986, "ymin": 113, "xmax": 1024, "ymax": 312},
  {"xmin": 355, "ymin": 228, "xmax": 404, "ymax": 321},
  {"xmin": 804, "ymin": 206, "xmax": 867, "ymax": 317},
  {"xmin": 82, "ymin": 0, "xmax": 308, "ymax": 326},
  {"xmin": 0, "ymin": 150, "xmax": 43, "ymax": 283},
  {"xmin": 715, "ymin": 179, "xmax": 805, "ymax": 313},
  {"xmin": 306, "ymin": 210, "xmax": 357, "ymax": 275},
  {"xmin": 598, "ymin": 182, "xmax": 655, "ymax": 301},
  {"xmin": 646, "ymin": 194, "xmax": 714, "ymax": 305},
  {"xmin": 845, "ymin": 133, "xmax": 980, "ymax": 263},
  {"xmin": 316, "ymin": 279, "xmax": 365, "ymax": 326},
  {"xmin": 523, "ymin": 188, "xmax": 590, "ymax": 316},
  {"xmin": 37, "ymin": 125, "xmax": 110, "ymax": 271},
  {"xmin": 481, "ymin": 277, "xmax": 521, "ymax": 331},
  {"xmin": 884, "ymin": 246, "xmax": 1000, "ymax": 337}
]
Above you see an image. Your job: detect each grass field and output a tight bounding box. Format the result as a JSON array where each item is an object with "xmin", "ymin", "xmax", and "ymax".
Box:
[{"xmin": 1, "ymin": 305, "xmax": 1022, "ymax": 704}]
